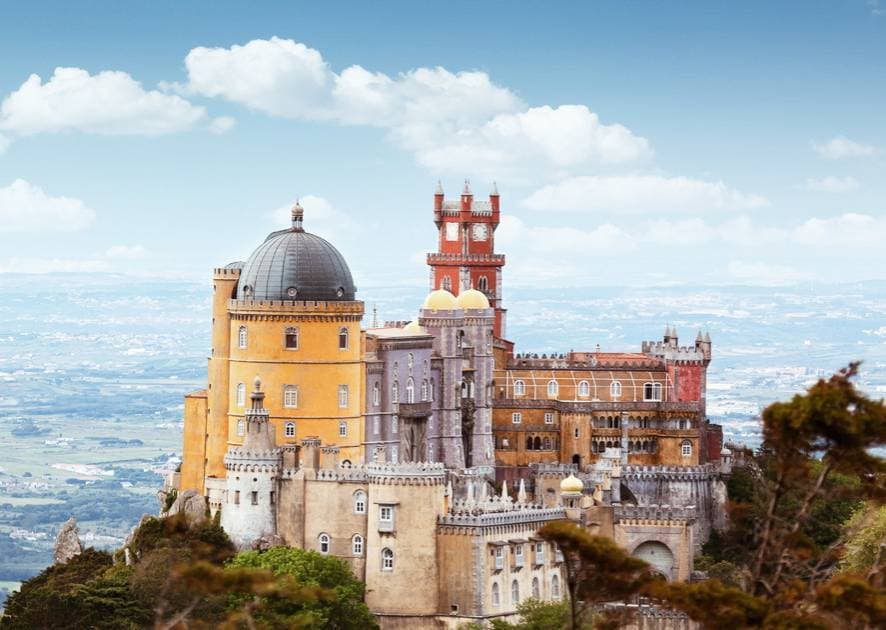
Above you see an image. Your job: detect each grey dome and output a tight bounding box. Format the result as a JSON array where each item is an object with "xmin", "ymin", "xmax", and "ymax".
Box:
[{"xmin": 237, "ymin": 216, "xmax": 356, "ymax": 301}]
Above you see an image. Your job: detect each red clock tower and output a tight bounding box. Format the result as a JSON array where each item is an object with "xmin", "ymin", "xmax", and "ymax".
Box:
[{"xmin": 427, "ymin": 180, "xmax": 507, "ymax": 339}]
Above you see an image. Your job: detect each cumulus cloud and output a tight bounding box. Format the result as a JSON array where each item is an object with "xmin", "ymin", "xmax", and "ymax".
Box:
[
  {"xmin": 812, "ymin": 136, "xmax": 883, "ymax": 160},
  {"xmin": 521, "ymin": 175, "xmax": 769, "ymax": 213},
  {"xmin": 105, "ymin": 244, "xmax": 147, "ymax": 259},
  {"xmin": 0, "ymin": 67, "xmax": 206, "ymax": 146},
  {"xmin": 209, "ymin": 116, "xmax": 236, "ymax": 134},
  {"xmin": 0, "ymin": 179, "xmax": 96, "ymax": 232},
  {"xmin": 181, "ymin": 37, "xmax": 651, "ymax": 181},
  {"xmin": 801, "ymin": 175, "xmax": 860, "ymax": 193},
  {"xmin": 0, "ymin": 257, "xmax": 109, "ymax": 273},
  {"xmin": 792, "ymin": 212, "xmax": 886, "ymax": 246}
]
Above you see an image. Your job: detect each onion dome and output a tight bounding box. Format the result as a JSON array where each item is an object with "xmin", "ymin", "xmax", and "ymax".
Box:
[
  {"xmin": 456, "ymin": 288, "xmax": 490, "ymax": 309},
  {"xmin": 560, "ymin": 473, "xmax": 584, "ymax": 494},
  {"xmin": 422, "ymin": 289, "xmax": 458, "ymax": 311},
  {"xmin": 237, "ymin": 202, "xmax": 356, "ymax": 301},
  {"xmin": 402, "ymin": 320, "xmax": 426, "ymax": 334}
]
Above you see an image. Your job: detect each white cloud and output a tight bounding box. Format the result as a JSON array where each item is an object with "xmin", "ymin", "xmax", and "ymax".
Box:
[
  {"xmin": 0, "ymin": 132, "xmax": 9, "ymax": 154},
  {"xmin": 812, "ymin": 136, "xmax": 883, "ymax": 160},
  {"xmin": 521, "ymin": 175, "xmax": 769, "ymax": 213},
  {"xmin": 0, "ymin": 257, "xmax": 109, "ymax": 273},
  {"xmin": 209, "ymin": 116, "xmax": 236, "ymax": 134},
  {"xmin": 869, "ymin": 1, "xmax": 885, "ymax": 17},
  {"xmin": 801, "ymin": 175, "xmax": 860, "ymax": 193},
  {"xmin": 0, "ymin": 179, "xmax": 96, "ymax": 232},
  {"xmin": 792, "ymin": 212, "xmax": 886, "ymax": 246},
  {"xmin": 0, "ymin": 67, "xmax": 206, "ymax": 140},
  {"xmin": 270, "ymin": 194, "xmax": 356, "ymax": 239},
  {"xmin": 105, "ymin": 244, "xmax": 147, "ymax": 259},
  {"xmin": 181, "ymin": 37, "xmax": 651, "ymax": 181}
]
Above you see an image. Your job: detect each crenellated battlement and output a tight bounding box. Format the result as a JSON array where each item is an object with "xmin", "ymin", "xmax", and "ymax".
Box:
[
  {"xmin": 439, "ymin": 505, "xmax": 566, "ymax": 528},
  {"xmin": 367, "ymin": 461, "xmax": 446, "ymax": 485},
  {"xmin": 614, "ymin": 503, "xmax": 697, "ymax": 523}
]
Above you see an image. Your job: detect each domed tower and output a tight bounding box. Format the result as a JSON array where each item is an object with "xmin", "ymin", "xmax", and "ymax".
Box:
[
  {"xmin": 221, "ymin": 378, "xmax": 282, "ymax": 548},
  {"xmin": 181, "ymin": 202, "xmax": 365, "ymax": 494}
]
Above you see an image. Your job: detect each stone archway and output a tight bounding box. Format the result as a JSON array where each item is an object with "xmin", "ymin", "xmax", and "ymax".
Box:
[{"xmin": 632, "ymin": 541, "xmax": 675, "ymax": 580}]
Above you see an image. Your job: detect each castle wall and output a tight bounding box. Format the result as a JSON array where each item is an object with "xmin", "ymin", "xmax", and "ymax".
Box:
[{"xmin": 180, "ymin": 390, "xmax": 208, "ymax": 493}]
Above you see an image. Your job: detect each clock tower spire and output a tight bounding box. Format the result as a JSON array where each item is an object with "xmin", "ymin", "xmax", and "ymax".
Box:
[{"xmin": 427, "ymin": 181, "xmax": 508, "ymax": 339}]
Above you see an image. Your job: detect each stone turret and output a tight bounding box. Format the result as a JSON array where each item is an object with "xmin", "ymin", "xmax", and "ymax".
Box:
[{"xmin": 221, "ymin": 377, "xmax": 282, "ymax": 548}]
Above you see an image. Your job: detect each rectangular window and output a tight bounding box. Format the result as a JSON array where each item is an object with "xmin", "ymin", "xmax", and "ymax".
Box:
[
  {"xmin": 390, "ymin": 444, "xmax": 398, "ymax": 463},
  {"xmin": 283, "ymin": 386, "xmax": 298, "ymax": 408},
  {"xmin": 285, "ymin": 327, "xmax": 299, "ymax": 350},
  {"xmin": 251, "ymin": 491, "xmax": 258, "ymax": 506},
  {"xmin": 373, "ymin": 416, "xmax": 380, "ymax": 435},
  {"xmin": 234, "ymin": 490, "xmax": 240, "ymax": 505},
  {"xmin": 534, "ymin": 542, "xmax": 546, "ymax": 565},
  {"xmin": 644, "ymin": 382, "xmax": 663, "ymax": 402},
  {"xmin": 514, "ymin": 544, "xmax": 524, "ymax": 568},
  {"xmin": 339, "ymin": 421, "xmax": 347, "ymax": 437},
  {"xmin": 338, "ymin": 384, "xmax": 349, "ymax": 409},
  {"xmin": 544, "ymin": 412, "xmax": 554, "ymax": 424},
  {"xmin": 391, "ymin": 415, "xmax": 398, "ymax": 434},
  {"xmin": 512, "ymin": 412, "xmax": 522, "ymax": 424},
  {"xmin": 379, "ymin": 505, "xmax": 395, "ymax": 532},
  {"xmin": 494, "ymin": 546, "xmax": 504, "ymax": 570}
]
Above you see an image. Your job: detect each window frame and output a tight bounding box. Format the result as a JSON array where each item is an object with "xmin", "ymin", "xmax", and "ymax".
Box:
[
  {"xmin": 681, "ymin": 440, "xmax": 693, "ymax": 457},
  {"xmin": 643, "ymin": 381, "xmax": 663, "ymax": 402},
  {"xmin": 514, "ymin": 379, "xmax": 525, "ymax": 395},
  {"xmin": 284, "ymin": 422, "xmax": 295, "ymax": 438},
  {"xmin": 547, "ymin": 379, "xmax": 559, "ymax": 397},
  {"xmin": 236, "ymin": 382, "xmax": 246, "ymax": 407},
  {"xmin": 610, "ymin": 380, "xmax": 622, "ymax": 398},
  {"xmin": 284, "ymin": 326, "xmax": 299, "ymax": 350},
  {"xmin": 238, "ymin": 326, "xmax": 247, "ymax": 349},
  {"xmin": 283, "ymin": 385, "xmax": 298, "ymax": 408},
  {"xmin": 318, "ymin": 533, "xmax": 330, "ymax": 555},
  {"xmin": 339, "ymin": 420, "xmax": 347, "ymax": 437},
  {"xmin": 512, "ymin": 412, "xmax": 522, "ymax": 424},
  {"xmin": 352, "ymin": 534, "xmax": 364, "ymax": 556},
  {"xmin": 381, "ymin": 547, "xmax": 394, "ymax": 571},
  {"xmin": 353, "ymin": 490, "xmax": 366, "ymax": 514},
  {"xmin": 338, "ymin": 384, "xmax": 349, "ymax": 409},
  {"xmin": 338, "ymin": 326, "xmax": 349, "ymax": 350}
]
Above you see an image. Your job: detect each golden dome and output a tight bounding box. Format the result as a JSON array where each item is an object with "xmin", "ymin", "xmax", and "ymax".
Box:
[
  {"xmin": 402, "ymin": 320, "xmax": 425, "ymax": 334},
  {"xmin": 456, "ymin": 289, "xmax": 490, "ymax": 309},
  {"xmin": 422, "ymin": 289, "xmax": 458, "ymax": 311},
  {"xmin": 560, "ymin": 473, "xmax": 584, "ymax": 494}
]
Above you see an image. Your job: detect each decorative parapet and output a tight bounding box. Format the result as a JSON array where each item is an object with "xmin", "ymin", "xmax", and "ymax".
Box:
[
  {"xmin": 622, "ymin": 464, "xmax": 716, "ymax": 481},
  {"xmin": 426, "ymin": 252, "xmax": 505, "ymax": 265},
  {"xmin": 439, "ymin": 505, "xmax": 566, "ymax": 528},
  {"xmin": 641, "ymin": 341, "xmax": 707, "ymax": 363},
  {"xmin": 398, "ymin": 401, "xmax": 432, "ymax": 419},
  {"xmin": 367, "ymin": 461, "xmax": 446, "ymax": 485},
  {"xmin": 227, "ymin": 299, "xmax": 364, "ymax": 321},
  {"xmin": 508, "ymin": 355, "xmax": 665, "ymax": 370},
  {"xmin": 530, "ymin": 462, "xmax": 577, "ymax": 477},
  {"xmin": 614, "ymin": 503, "xmax": 697, "ymax": 523},
  {"xmin": 493, "ymin": 399, "xmax": 701, "ymax": 414}
]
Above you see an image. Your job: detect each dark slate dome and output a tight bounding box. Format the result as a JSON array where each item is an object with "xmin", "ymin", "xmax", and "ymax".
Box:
[{"xmin": 237, "ymin": 203, "xmax": 356, "ymax": 301}]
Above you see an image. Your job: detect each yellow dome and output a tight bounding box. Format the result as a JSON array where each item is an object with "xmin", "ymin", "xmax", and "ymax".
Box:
[
  {"xmin": 560, "ymin": 473, "xmax": 584, "ymax": 494},
  {"xmin": 456, "ymin": 289, "xmax": 490, "ymax": 309},
  {"xmin": 422, "ymin": 289, "xmax": 458, "ymax": 311},
  {"xmin": 402, "ymin": 320, "xmax": 425, "ymax": 334}
]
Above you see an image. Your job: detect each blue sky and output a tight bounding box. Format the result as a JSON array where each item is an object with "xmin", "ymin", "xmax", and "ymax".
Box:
[{"xmin": 0, "ymin": 1, "xmax": 884, "ymax": 288}]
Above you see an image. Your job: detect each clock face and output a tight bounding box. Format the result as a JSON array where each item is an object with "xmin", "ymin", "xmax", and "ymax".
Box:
[
  {"xmin": 445, "ymin": 222, "xmax": 459, "ymax": 241},
  {"xmin": 472, "ymin": 223, "xmax": 488, "ymax": 241}
]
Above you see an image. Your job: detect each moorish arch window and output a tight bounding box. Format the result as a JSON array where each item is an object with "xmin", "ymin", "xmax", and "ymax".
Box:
[
  {"xmin": 532, "ymin": 577, "xmax": 540, "ymax": 599},
  {"xmin": 392, "ymin": 381, "xmax": 399, "ymax": 403},
  {"xmin": 284, "ymin": 422, "xmax": 295, "ymax": 438},
  {"xmin": 477, "ymin": 275, "xmax": 489, "ymax": 293},
  {"xmin": 372, "ymin": 382, "xmax": 380, "ymax": 406},
  {"xmin": 318, "ymin": 533, "xmax": 330, "ymax": 554},
  {"xmin": 352, "ymin": 534, "xmax": 364, "ymax": 556},
  {"xmin": 547, "ymin": 380, "xmax": 559, "ymax": 397},
  {"xmin": 421, "ymin": 379, "xmax": 429, "ymax": 401},
  {"xmin": 381, "ymin": 548, "xmax": 394, "ymax": 571},
  {"xmin": 406, "ymin": 378, "xmax": 415, "ymax": 403},
  {"xmin": 236, "ymin": 383, "xmax": 246, "ymax": 407},
  {"xmin": 610, "ymin": 380, "xmax": 622, "ymax": 398},
  {"xmin": 578, "ymin": 380, "xmax": 590, "ymax": 397},
  {"xmin": 285, "ymin": 327, "xmax": 299, "ymax": 350},
  {"xmin": 491, "ymin": 582, "xmax": 500, "ymax": 608},
  {"xmin": 511, "ymin": 579, "xmax": 520, "ymax": 605},
  {"xmin": 338, "ymin": 327, "xmax": 349, "ymax": 350},
  {"xmin": 552, "ymin": 574, "xmax": 561, "ymax": 599},
  {"xmin": 238, "ymin": 326, "xmax": 247, "ymax": 349},
  {"xmin": 441, "ymin": 276, "xmax": 452, "ymax": 291},
  {"xmin": 514, "ymin": 379, "xmax": 525, "ymax": 395}
]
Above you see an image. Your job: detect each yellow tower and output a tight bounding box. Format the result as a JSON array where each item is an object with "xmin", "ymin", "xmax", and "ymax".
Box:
[{"xmin": 180, "ymin": 202, "xmax": 365, "ymax": 493}]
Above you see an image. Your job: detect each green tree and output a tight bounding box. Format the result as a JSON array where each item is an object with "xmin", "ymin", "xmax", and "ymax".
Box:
[{"xmin": 228, "ymin": 547, "xmax": 378, "ymax": 629}]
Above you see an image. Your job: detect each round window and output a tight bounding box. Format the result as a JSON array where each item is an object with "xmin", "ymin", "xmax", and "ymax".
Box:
[{"xmin": 286, "ymin": 287, "xmax": 298, "ymax": 298}]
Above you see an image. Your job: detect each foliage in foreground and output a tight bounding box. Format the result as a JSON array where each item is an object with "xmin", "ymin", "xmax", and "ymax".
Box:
[{"xmin": 0, "ymin": 513, "xmax": 375, "ymax": 629}]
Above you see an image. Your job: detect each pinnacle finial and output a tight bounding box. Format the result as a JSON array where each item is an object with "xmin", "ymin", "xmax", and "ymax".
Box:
[
  {"xmin": 253, "ymin": 375, "xmax": 262, "ymax": 391},
  {"xmin": 490, "ymin": 181, "xmax": 499, "ymax": 196},
  {"xmin": 463, "ymin": 179, "xmax": 472, "ymax": 195},
  {"xmin": 291, "ymin": 199, "xmax": 304, "ymax": 231},
  {"xmin": 435, "ymin": 180, "xmax": 444, "ymax": 195}
]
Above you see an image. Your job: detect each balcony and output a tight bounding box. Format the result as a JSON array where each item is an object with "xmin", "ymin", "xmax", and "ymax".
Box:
[{"xmin": 397, "ymin": 401, "xmax": 432, "ymax": 419}]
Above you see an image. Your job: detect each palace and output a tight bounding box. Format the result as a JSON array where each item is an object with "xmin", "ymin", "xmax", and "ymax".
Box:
[{"xmin": 172, "ymin": 182, "xmax": 731, "ymax": 628}]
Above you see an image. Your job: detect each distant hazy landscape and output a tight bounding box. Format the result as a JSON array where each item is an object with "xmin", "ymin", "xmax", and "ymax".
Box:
[{"xmin": 2, "ymin": 273, "xmax": 885, "ymax": 602}]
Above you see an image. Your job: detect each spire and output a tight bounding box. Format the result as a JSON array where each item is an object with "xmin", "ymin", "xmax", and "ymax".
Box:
[
  {"xmin": 435, "ymin": 180, "xmax": 444, "ymax": 195},
  {"xmin": 517, "ymin": 478, "xmax": 527, "ymax": 504},
  {"xmin": 241, "ymin": 376, "xmax": 274, "ymax": 451},
  {"xmin": 291, "ymin": 200, "xmax": 304, "ymax": 232},
  {"xmin": 696, "ymin": 330, "xmax": 703, "ymax": 342},
  {"xmin": 664, "ymin": 324, "xmax": 671, "ymax": 338},
  {"xmin": 500, "ymin": 479, "xmax": 508, "ymax": 501},
  {"xmin": 704, "ymin": 332, "xmax": 711, "ymax": 343},
  {"xmin": 463, "ymin": 179, "xmax": 472, "ymax": 195},
  {"xmin": 490, "ymin": 181, "xmax": 499, "ymax": 196}
]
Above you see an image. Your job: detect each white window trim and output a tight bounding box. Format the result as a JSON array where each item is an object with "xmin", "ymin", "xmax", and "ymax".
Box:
[
  {"xmin": 284, "ymin": 422, "xmax": 295, "ymax": 437},
  {"xmin": 512, "ymin": 412, "xmax": 522, "ymax": 424}
]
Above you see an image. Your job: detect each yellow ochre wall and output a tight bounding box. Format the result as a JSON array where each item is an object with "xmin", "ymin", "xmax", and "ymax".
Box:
[{"xmin": 225, "ymin": 299, "xmax": 365, "ymax": 465}]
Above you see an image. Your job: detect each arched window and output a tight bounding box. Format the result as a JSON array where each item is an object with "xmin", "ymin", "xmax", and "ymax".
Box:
[
  {"xmin": 391, "ymin": 415, "xmax": 398, "ymax": 434},
  {"xmin": 441, "ymin": 276, "xmax": 452, "ymax": 291},
  {"xmin": 284, "ymin": 422, "xmax": 295, "ymax": 438},
  {"xmin": 338, "ymin": 384, "xmax": 349, "ymax": 409},
  {"xmin": 283, "ymin": 385, "xmax": 298, "ymax": 408},
  {"xmin": 421, "ymin": 379, "xmax": 429, "ymax": 401},
  {"xmin": 578, "ymin": 380, "xmax": 590, "ymax": 397},
  {"xmin": 318, "ymin": 533, "xmax": 330, "ymax": 554},
  {"xmin": 352, "ymin": 534, "xmax": 364, "ymax": 556},
  {"xmin": 543, "ymin": 437, "xmax": 552, "ymax": 450},
  {"xmin": 514, "ymin": 379, "xmax": 525, "ymax": 395},
  {"xmin": 353, "ymin": 490, "xmax": 366, "ymax": 514},
  {"xmin": 406, "ymin": 378, "xmax": 415, "ymax": 403},
  {"xmin": 511, "ymin": 579, "xmax": 520, "ymax": 605},
  {"xmin": 461, "ymin": 381, "xmax": 469, "ymax": 398},
  {"xmin": 533, "ymin": 436, "xmax": 541, "ymax": 450},
  {"xmin": 526, "ymin": 437, "xmax": 533, "ymax": 450},
  {"xmin": 339, "ymin": 420, "xmax": 347, "ymax": 437},
  {"xmin": 236, "ymin": 419, "xmax": 245, "ymax": 437},
  {"xmin": 285, "ymin": 327, "xmax": 299, "ymax": 350},
  {"xmin": 338, "ymin": 327, "xmax": 349, "ymax": 350},
  {"xmin": 532, "ymin": 576, "xmax": 540, "ymax": 599},
  {"xmin": 552, "ymin": 574, "xmax": 561, "ymax": 599},
  {"xmin": 372, "ymin": 382, "xmax": 380, "ymax": 406},
  {"xmin": 392, "ymin": 381, "xmax": 399, "ymax": 403},
  {"xmin": 547, "ymin": 380, "xmax": 558, "ymax": 397},
  {"xmin": 238, "ymin": 326, "xmax": 247, "ymax": 349},
  {"xmin": 610, "ymin": 380, "xmax": 622, "ymax": 398},
  {"xmin": 381, "ymin": 547, "xmax": 394, "ymax": 571},
  {"xmin": 491, "ymin": 582, "xmax": 500, "ymax": 608},
  {"xmin": 236, "ymin": 382, "xmax": 246, "ymax": 407},
  {"xmin": 478, "ymin": 275, "xmax": 488, "ymax": 293},
  {"xmin": 681, "ymin": 440, "xmax": 693, "ymax": 457},
  {"xmin": 430, "ymin": 378, "xmax": 436, "ymax": 401}
]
